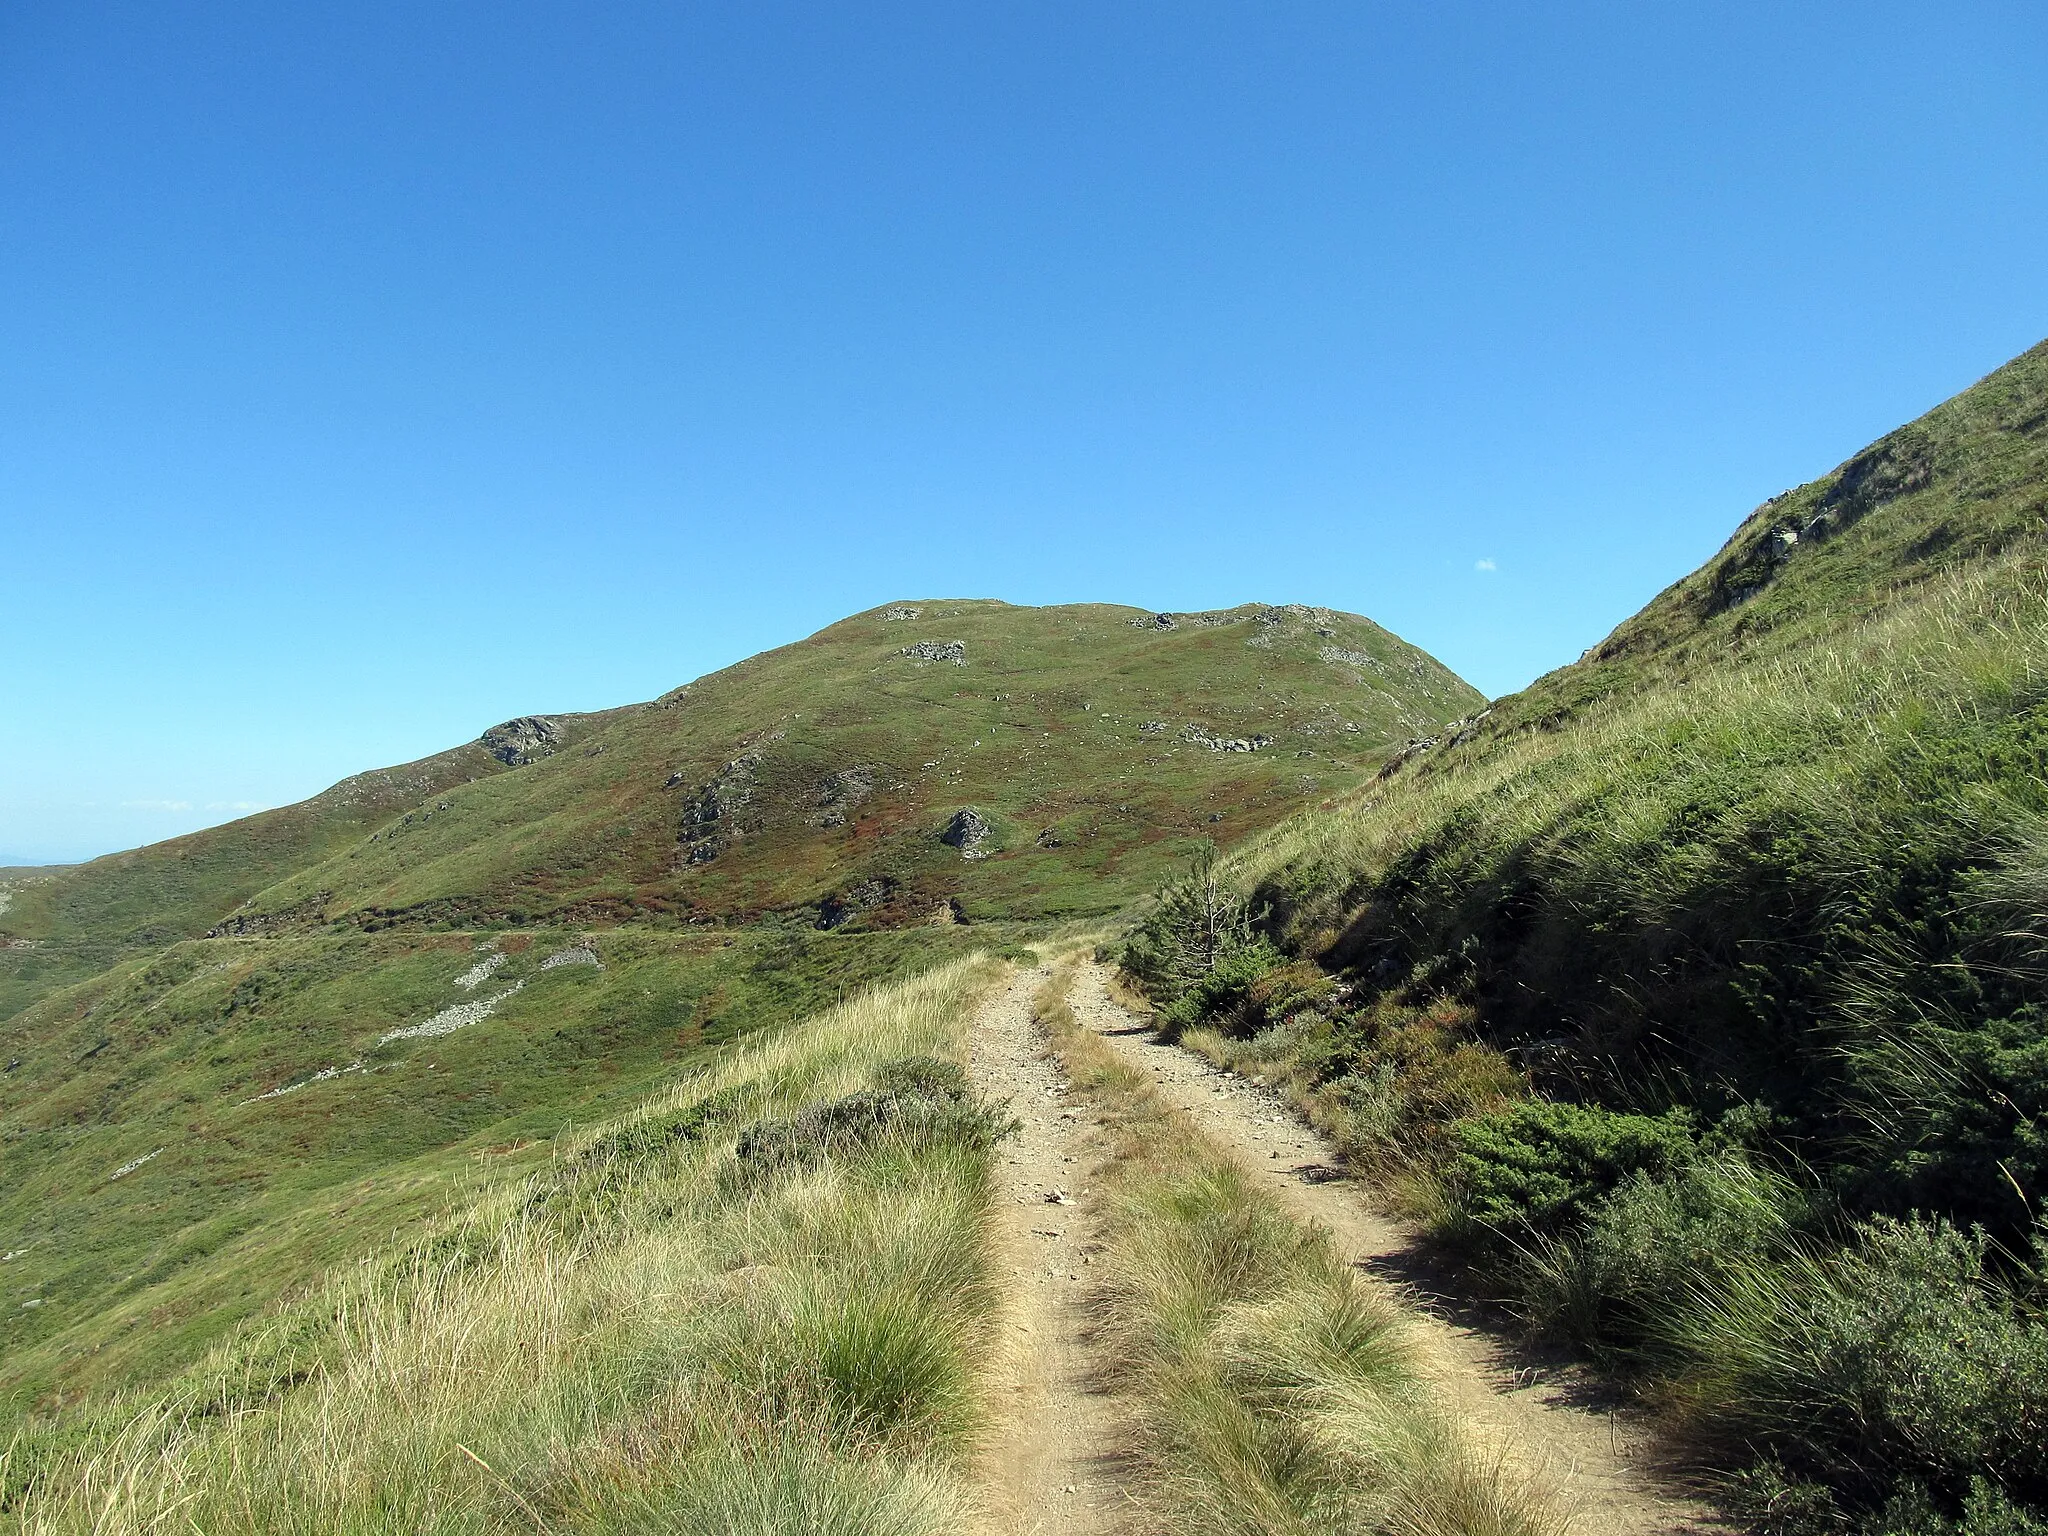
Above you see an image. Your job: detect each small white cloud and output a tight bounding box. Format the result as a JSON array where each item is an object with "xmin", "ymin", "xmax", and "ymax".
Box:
[
  {"xmin": 1474, "ymin": 558, "xmax": 1497, "ymax": 572},
  {"xmin": 121, "ymin": 799, "xmax": 193, "ymax": 812},
  {"xmin": 206, "ymin": 801, "xmax": 266, "ymax": 812}
]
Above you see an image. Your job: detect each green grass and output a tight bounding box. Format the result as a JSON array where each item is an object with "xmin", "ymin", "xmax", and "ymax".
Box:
[
  {"xmin": 0, "ymin": 921, "xmax": 1018, "ymax": 1408},
  {"xmin": 3, "ymin": 955, "xmax": 1011, "ymax": 1534}
]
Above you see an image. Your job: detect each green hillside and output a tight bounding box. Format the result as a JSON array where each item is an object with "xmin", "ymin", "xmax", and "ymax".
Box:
[
  {"xmin": 1127, "ymin": 338, "xmax": 2048, "ymax": 1536},
  {"xmin": 0, "ymin": 597, "xmax": 1474, "ymax": 1408},
  {"xmin": 2, "ymin": 602, "xmax": 1471, "ymax": 987},
  {"xmin": 0, "ymin": 727, "xmax": 595, "ymax": 1025},
  {"xmin": 188, "ymin": 599, "xmax": 1475, "ymax": 933}
]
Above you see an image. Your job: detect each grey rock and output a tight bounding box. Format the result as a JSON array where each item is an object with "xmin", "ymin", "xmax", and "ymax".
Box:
[
  {"xmin": 898, "ymin": 640, "xmax": 966, "ymax": 664},
  {"xmin": 481, "ymin": 716, "xmax": 563, "ymax": 767},
  {"xmin": 815, "ymin": 876, "xmax": 897, "ymax": 930},
  {"xmin": 1180, "ymin": 724, "xmax": 1275, "ymax": 753},
  {"xmin": 677, "ymin": 753, "xmax": 764, "ymax": 864},
  {"xmin": 882, "ymin": 606, "xmax": 922, "ymax": 621},
  {"xmin": 939, "ymin": 807, "xmax": 993, "ymax": 859},
  {"xmin": 813, "ymin": 766, "xmax": 876, "ymax": 828}
]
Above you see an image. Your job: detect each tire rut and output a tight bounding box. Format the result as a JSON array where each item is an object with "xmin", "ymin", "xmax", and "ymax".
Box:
[{"xmin": 969, "ymin": 965, "xmax": 1127, "ymax": 1534}]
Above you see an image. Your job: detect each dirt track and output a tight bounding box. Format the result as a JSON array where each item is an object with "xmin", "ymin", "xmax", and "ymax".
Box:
[
  {"xmin": 969, "ymin": 965, "xmax": 1126, "ymax": 1535},
  {"xmin": 968, "ymin": 958, "xmax": 1714, "ymax": 1535}
]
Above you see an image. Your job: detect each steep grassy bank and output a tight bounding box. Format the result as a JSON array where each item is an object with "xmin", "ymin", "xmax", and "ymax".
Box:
[
  {"xmin": 4, "ymin": 956, "xmax": 1016, "ymax": 1533},
  {"xmin": 1034, "ymin": 959, "xmax": 1561, "ymax": 1536},
  {"xmin": 1120, "ymin": 341, "xmax": 2048, "ymax": 1536}
]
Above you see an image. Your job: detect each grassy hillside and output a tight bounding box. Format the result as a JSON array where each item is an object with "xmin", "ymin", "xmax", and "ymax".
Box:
[
  {"xmin": 210, "ymin": 599, "xmax": 1476, "ymax": 932},
  {"xmin": 5, "ymin": 957, "xmax": 1020, "ymax": 1532},
  {"xmin": 0, "ymin": 738, "xmax": 528, "ymax": 1025},
  {"xmin": 1124, "ymin": 338, "xmax": 2048, "ymax": 1536},
  {"xmin": 0, "ymin": 921, "xmax": 1010, "ymax": 1406},
  {"xmin": 0, "ymin": 602, "xmax": 1474, "ymax": 1030},
  {"xmin": 0, "ymin": 596, "xmax": 1476, "ymax": 1412}
]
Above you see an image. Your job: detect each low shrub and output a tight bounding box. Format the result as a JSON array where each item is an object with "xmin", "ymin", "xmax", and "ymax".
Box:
[
  {"xmin": 1515, "ymin": 1152, "xmax": 1799, "ymax": 1359},
  {"xmin": 1317, "ymin": 997, "xmax": 1520, "ymax": 1167},
  {"xmin": 1156, "ymin": 938, "xmax": 1287, "ymax": 1040},
  {"xmin": 1672, "ymin": 1216, "xmax": 2048, "ymax": 1511},
  {"xmin": 733, "ymin": 1055, "xmax": 1017, "ymax": 1177},
  {"xmin": 1439, "ymin": 1100, "xmax": 1701, "ymax": 1264},
  {"xmin": 1729, "ymin": 1464, "xmax": 2048, "ymax": 1536}
]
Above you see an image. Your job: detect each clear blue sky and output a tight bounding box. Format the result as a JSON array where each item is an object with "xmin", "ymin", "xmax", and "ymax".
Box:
[{"xmin": 4, "ymin": 3, "xmax": 2044, "ymax": 863}]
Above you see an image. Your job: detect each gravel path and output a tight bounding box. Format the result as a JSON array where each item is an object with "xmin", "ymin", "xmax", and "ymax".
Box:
[{"xmin": 969, "ymin": 966, "xmax": 1128, "ymax": 1535}]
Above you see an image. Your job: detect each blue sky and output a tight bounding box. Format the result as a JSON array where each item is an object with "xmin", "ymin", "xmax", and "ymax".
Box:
[{"xmin": 4, "ymin": 2, "xmax": 2045, "ymax": 863}]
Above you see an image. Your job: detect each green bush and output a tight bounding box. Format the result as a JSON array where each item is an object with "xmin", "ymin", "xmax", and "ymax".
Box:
[
  {"xmin": 1515, "ymin": 1152, "xmax": 1798, "ymax": 1358},
  {"xmin": 1157, "ymin": 938, "xmax": 1287, "ymax": 1040},
  {"xmin": 1673, "ymin": 1217, "xmax": 2048, "ymax": 1506},
  {"xmin": 1729, "ymin": 1463, "xmax": 2048, "ymax": 1536},
  {"xmin": 1122, "ymin": 851, "xmax": 1267, "ymax": 1000},
  {"xmin": 733, "ymin": 1056, "xmax": 1018, "ymax": 1177},
  {"xmin": 1440, "ymin": 1100, "xmax": 1701, "ymax": 1263}
]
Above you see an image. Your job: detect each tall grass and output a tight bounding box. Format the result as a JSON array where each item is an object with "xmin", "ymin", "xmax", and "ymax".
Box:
[
  {"xmin": 4, "ymin": 956, "xmax": 1007, "ymax": 1535},
  {"xmin": 1222, "ymin": 557, "xmax": 2048, "ymax": 1233},
  {"xmin": 1119, "ymin": 557, "xmax": 2048, "ymax": 1530},
  {"xmin": 1035, "ymin": 960, "xmax": 1562, "ymax": 1536}
]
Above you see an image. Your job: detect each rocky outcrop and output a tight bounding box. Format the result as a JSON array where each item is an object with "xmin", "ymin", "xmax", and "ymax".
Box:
[
  {"xmin": 882, "ymin": 606, "xmax": 922, "ymax": 621},
  {"xmin": 939, "ymin": 807, "xmax": 993, "ymax": 859},
  {"xmin": 1375, "ymin": 708, "xmax": 1495, "ymax": 778},
  {"xmin": 677, "ymin": 753, "xmax": 763, "ymax": 865},
  {"xmin": 898, "ymin": 640, "xmax": 966, "ymax": 665},
  {"xmin": 1180, "ymin": 724, "xmax": 1275, "ymax": 753},
  {"xmin": 815, "ymin": 876, "xmax": 897, "ymax": 930},
  {"xmin": 481, "ymin": 716, "xmax": 563, "ymax": 767},
  {"xmin": 1246, "ymin": 604, "xmax": 1342, "ymax": 649},
  {"xmin": 813, "ymin": 766, "xmax": 876, "ymax": 829},
  {"xmin": 206, "ymin": 893, "xmax": 331, "ymax": 938},
  {"xmin": 1709, "ymin": 429, "xmax": 1936, "ymax": 613}
]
